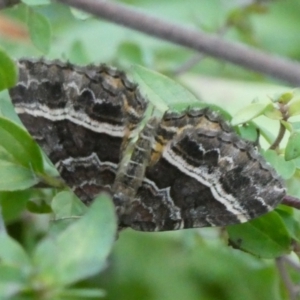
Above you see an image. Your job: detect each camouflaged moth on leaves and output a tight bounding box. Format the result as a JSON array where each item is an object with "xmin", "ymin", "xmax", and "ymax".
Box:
[{"xmin": 9, "ymin": 58, "xmax": 286, "ymax": 231}]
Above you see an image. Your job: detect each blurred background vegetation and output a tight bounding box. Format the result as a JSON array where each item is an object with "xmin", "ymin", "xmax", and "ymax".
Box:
[{"xmin": 1, "ymin": 0, "xmax": 300, "ymax": 299}]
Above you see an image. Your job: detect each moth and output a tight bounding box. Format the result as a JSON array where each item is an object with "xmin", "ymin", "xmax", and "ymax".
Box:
[{"xmin": 9, "ymin": 58, "xmax": 286, "ymax": 231}]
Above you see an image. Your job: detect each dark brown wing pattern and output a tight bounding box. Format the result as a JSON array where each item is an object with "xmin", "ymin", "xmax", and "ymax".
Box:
[
  {"xmin": 9, "ymin": 59, "xmax": 286, "ymax": 232},
  {"xmin": 9, "ymin": 58, "xmax": 147, "ymax": 204}
]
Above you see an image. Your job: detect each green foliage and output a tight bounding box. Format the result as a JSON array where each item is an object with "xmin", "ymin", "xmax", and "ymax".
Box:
[
  {"xmin": 0, "ymin": 194, "xmax": 116, "ymax": 299},
  {"xmin": 0, "ymin": 117, "xmax": 44, "ymax": 173},
  {"xmin": 1, "ymin": 0, "xmax": 300, "ymax": 299},
  {"xmin": 227, "ymin": 211, "xmax": 291, "ymax": 258},
  {"xmin": 132, "ymin": 65, "xmax": 201, "ymax": 112},
  {"xmin": 0, "ymin": 49, "xmax": 17, "ymax": 92},
  {"xmin": 27, "ymin": 8, "xmax": 51, "ymax": 53}
]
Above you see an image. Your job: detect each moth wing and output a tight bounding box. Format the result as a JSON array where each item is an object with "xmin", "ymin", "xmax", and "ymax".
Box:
[
  {"xmin": 124, "ymin": 109, "xmax": 285, "ymax": 231},
  {"xmin": 9, "ymin": 59, "xmax": 147, "ymax": 203}
]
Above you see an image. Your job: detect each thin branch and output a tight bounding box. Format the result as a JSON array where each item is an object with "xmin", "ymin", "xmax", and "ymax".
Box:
[
  {"xmin": 282, "ymin": 196, "xmax": 300, "ymax": 210},
  {"xmin": 56, "ymin": 0, "xmax": 300, "ymax": 86},
  {"xmin": 269, "ymin": 122, "xmax": 286, "ymax": 150},
  {"xmin": 282, "ymin": 256, "xmax": 300, "ymax": 273},
  {"xmin": 276, "ymin": 257, "xmax": 300, "ymax": 300}
]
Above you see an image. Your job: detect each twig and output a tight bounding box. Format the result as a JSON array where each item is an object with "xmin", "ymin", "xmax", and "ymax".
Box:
[
  {"xmin": 56, "ymin": 0, "xmax": 300, "ymax": 86},
  {"xmin": 282, "ymin": 256, "xmax": 300, "ymax": 272},
  {"xmin": 269, "ymin": 121, "xmax": 286, "ymax": 150},
  {"xmin": 282, "ymin": 196, "xmax": 300, "ymax": 210},
  {"xmin": 276, "ymin": 257, "xmax": 300, "ymax": 300},
  {"xmin": 269, "ymin": 103, "xmax": 289, "ymax": 150}
]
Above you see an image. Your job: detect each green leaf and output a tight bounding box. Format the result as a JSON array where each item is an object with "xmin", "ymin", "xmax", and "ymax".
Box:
[
  {"xmin": 288, "ymin": 98, "xmax": 300, "ymax": 117},
  {"xmin": 276, "ymin": 208, "xmax": 300, "ymax": 242},
  {"xmin": 236, "ymin": 122, "xmax": 258, "ymax": 142},
  {"xmin": 27, "ymin": 9, "xmax": 51, "ymax": 54},
  {"xmin": 22, "ymin": 0, "xmax": 51, "ymax": 4},
  {"xmin": 231, "ymin": 102, "xmax": 273, "ymax": 126},
  {"xmin": 285, "ymin": 131, "xmax": 300, "ymax": 161},
  {"xmin": 70, "ymin": 8, "xmax": 92, "ymax": 20},
  {"xmin": 69, "ymin": 41, "xmax": 90, "ymax": 65},
  {"xmin": 263, "ymin": 149, "xmax": 295, "ymax": 179},
  {"xmin": 59, "ymin": 288, "xmax": 106, "ymax": 298},
  {"xmin": 50, "ymin": 191, "xmax": 87, "ymax": 235},
  {"xmin": 273, "ymin": 91, "xmax": 294, "ymax": 104},
  {"xmin": 0, "ymin": 117, "xmax": 43, "ymax": 172},
  {"xmin": 0, "ymin": 232, "xmax": 31, "ymax": 267},
  {"xmin": 51, "ymin": 191, "xmax": 87, "ymax": 219},
  {"xmin": 0, "ymin": 265, "xmax": 27, "ymax": 299},
  {"xmin": 34, "ymin": 194, "xmax": 117, "ymax": 286},
  {"xmin": 281, "ymin": 120, "xmax": 293, "ymax": 132},
  {"xmin": 0, "ymin": 191, "xmax": 30, "ymax": 222},
  {"xmin": 131, "ymin": 65, "xmax": 200, "ymax": 112},
  {"xmin": 26, "ymin": 199, "xmax": 52, "ymax": 214},
  {"xmin": 0, "ymin": 91, "xmax": 22, "ymax": 124},
  {"xmin": 0, "ymin": 160, "xmax": 39, "ymax": 191},
  {"xmin": 0, "ymin": 49, "xmax": 17, "ymax": 92},
  {"xmin": 263, "ymin": 106, "xmax": 283, "ymax": 120},
  {"xmin": 227, "ymin": 211, "xmax": 291, "ymax": 258},
  {"xmin": 289, "ymin": 121, "xmax": 300, "ymax": 131},
  {"xmin": 117, "ymin": 42, "xmax": 144, "ymax": 66}
]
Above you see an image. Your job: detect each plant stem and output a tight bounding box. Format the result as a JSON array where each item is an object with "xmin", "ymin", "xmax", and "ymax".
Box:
[
  {"xmin": 269, "ymin": 121, "xmax": 286, "ymax": 150},
  {"xmin": 282, "ymin": 195, "xmax": 300, "ymax": 210},
  {"xmin": 56, "ymin": 0, "xmax": 300, "ymax": 85},
  {"xmin": 276, "ymin": 257, "xmax": 300, "ymax": 300}
]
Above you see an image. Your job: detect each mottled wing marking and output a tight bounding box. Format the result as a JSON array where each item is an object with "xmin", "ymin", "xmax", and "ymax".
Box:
[
  {"xmin": 120, "ymin": 108, "xmax": 286, "ymax": 231},
  {"xmin": 9, "ymin": 58, "xmax": 147, "ymax": 203},
  {"xmin": 9, "ymin": 59, "xmax": 286, "ymax": 232}
]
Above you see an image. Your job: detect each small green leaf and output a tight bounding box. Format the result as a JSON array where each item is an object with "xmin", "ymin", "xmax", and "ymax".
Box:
[
  {"xmin": 132, "ymin": 65, "xmax": 200, "ymax": 112},
  {"xmin": 34, "ymin": 193, "xmax": 117, "ymax": 286},
  {"xmin": 69, "ymin": 41, "xmax": 90, "ymax": 65},
  {"xmin": 276, "ymin": 208, "xmax": 300, "ymax": 242},
  {"xmin": 263, "ymin": 149, "xmax": 295, "ymax": 179},
  {"xmin": 288, "ymin": 98, "xmax": 300, "ymax": 117},
  {"xmin": 0, "ymin": 232, "xmax": 31, "ymax": 267},
  {"xmin": 51, "ymin": 191, "xmax": 87, "ymax": 219},
  {"xmin": 290, "ymin": 121, "xmax": 300, "ymax": 131},
  {"xmin": 281, "ymin": 120, "xmax": 293, "ymax": 132},
  {"xmin": 0, "ymin": 49, "xmax": 17, "ymax": 92},
  {"xmin": 0, "ymin": 160, "xmax": 39, "ymax": 191},
  {"xmin": 59, "ymin": 288, "xmax": 106, "ymax": 298},
  {"xmin": 236, "ymin": 122, "xmax": 258, "ymax": 142},
  {"xmin": 27, "ymin": 9, "xmax": 51, "ymax": 53},
  {"xmin": 27, "ymin": 199, "xmax": 52, "ymax": 214},
  {"xmin": 0, "ymin": 117, "xmax": 43, "ymax": 172},
  {"xmin": 263, "ymin": 106, "xmax": 282, "ymax": 120},
  {"xmin": 292, "ymin": 157, "xmax": 300, "ymax": 169},
  {"xmin": 227, "ymin": 211, "xmax": 291, "ymax": 258},
  {"xmin": 231, "ymin": 102, "xmax": 272, "ymax": 126},
  {"xmin": 285, "ymin": 131, "xmax": 300, "ymax": 161},
  {"xmin": 0, "ymin": 91, "xmax": 22, "ymax": 124},
  {"xmin": 22, "ymin": 0, "xmax": 51, "ymax": 4},
  {"xmin": 0, "ymin": 265, "xmax": 27, "ymax": 299},
  {"xmin": 273, "ymin": 91, "xmax": 294, "ymax": 104},
  {"xmin": 117, "ymin": 42, "xmax": 144, "ymax": 66},
  {"xmin": 0, "ymin": 191, "xmax": 30, "ymax": 222},
  {"xmin": 70, "ymin": 8, "xmax": 92, "ymax": 20}
]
